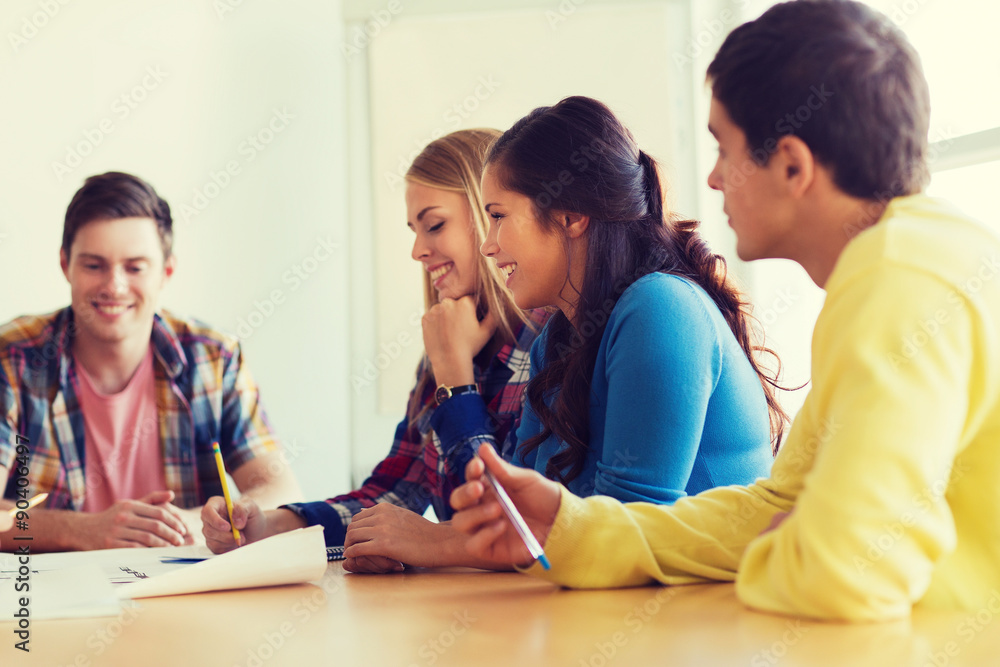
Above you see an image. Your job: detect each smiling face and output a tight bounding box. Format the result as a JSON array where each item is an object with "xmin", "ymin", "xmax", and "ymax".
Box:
[
  {"xmin": 60, "ymin": 216, "xmax": 174, "ymax": 349},
  {"xmin": 479, "ymin": 166, "xmax": 574, "ymax": 314},
  {"xmin": 707, "ymin": 96, "xmax": 794, "ymax": 262},
  {"xmin": 406, "ymin": 182, "xmax": 479, "ymax": 301}
]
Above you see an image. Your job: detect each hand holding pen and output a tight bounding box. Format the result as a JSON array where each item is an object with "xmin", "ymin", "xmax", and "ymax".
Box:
[{"xmin": 450, "ymin": 444, "xmax": 561, "ymax": 570}]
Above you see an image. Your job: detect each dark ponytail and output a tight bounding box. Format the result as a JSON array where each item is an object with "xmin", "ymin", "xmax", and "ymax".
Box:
[
  {"xmin": 489, "ymin": 96, "xmax": 789, "ymax": 483},
  {"xmin": 638, "ymin": 150, "xmax": 664, "ymax": 223}
]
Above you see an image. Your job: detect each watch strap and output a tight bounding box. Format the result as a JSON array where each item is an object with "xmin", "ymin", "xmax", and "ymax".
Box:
[{"xmin": 435, "ymin": 383, "xmax": 479, "ymax": 406}]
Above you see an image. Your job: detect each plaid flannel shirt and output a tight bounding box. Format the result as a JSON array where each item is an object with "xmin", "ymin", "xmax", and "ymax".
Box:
[
  {"xmin": 0, "ymin": 308, "xmax": 280, "ymax": 509},
  {"xmin": 286, "ymin": 308, "xmax": 550, "ymax": 546}
]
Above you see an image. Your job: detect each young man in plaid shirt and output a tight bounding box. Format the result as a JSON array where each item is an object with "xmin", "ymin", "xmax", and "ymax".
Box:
[{"xmin": 0, "ymin": 172, "xmax": 301, "ymax": 551}]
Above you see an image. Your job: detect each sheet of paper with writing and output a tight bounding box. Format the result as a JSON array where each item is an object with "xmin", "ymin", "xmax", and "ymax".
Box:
[
  {"xmin": 118, "ymin": 525, "xmax": 327, "ymax": 599},
  {"xmin": 0, "ymin": 546, "xmax": 210, "ymax": 620}
]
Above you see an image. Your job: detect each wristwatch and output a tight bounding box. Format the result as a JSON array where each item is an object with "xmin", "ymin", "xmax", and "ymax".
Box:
[{"xmin": 434, "ymin": 383, "xmax": 479, "ymax": 406}]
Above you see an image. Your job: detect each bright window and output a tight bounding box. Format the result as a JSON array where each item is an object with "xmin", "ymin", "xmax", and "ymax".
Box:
[
  {"xmin": 859, "ymin": 0, "xmax": 1000, "ymax": 139},
  {"xmin": 928, "ymin": 160, "xmax": 1000, "ymax": 232}
]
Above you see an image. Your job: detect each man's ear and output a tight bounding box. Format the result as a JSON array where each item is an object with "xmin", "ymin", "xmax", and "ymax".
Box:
[
  {"xmin": 559, "ymin": 211, "xmax": 590, "ymax": 239},
  {"xmin": 60, "ymin": 248, "xmax": 70, "ymax": 281},
  {"xmin": 163, "ymin": 253, "xmax": 177, "ymax": 281},
  {"xmin": 774, "ymin": 135, "xmax": 815, "ymax": 198}
]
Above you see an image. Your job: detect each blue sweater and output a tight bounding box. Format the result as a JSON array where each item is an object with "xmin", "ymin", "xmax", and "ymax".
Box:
[{"xmin": 431, "ymin": 272, "xmax": 774, "ymax": 504}]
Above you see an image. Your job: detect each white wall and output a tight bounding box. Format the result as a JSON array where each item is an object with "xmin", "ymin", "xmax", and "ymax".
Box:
[{"xmin": 0, "ymin": 0, "xmax": 351, "ymax": 499}]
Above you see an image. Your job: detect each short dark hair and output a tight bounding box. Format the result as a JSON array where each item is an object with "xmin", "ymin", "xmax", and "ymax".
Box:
[
  {"xmin": 707, "ymin": 0, "xmax": 930, "ymax": 200},
  {"xmin": 63, "ymin": 172, "xmax": 173, "ymax": 259}
]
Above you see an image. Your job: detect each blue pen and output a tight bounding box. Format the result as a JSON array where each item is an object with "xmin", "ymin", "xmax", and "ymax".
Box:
[{"xmin": 481, "ymin": 468, "xmax": 550, "ymax": 570}]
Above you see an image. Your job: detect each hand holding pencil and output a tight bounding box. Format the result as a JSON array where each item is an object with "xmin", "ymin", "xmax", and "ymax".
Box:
[
  {"xmin": 212, "ymin": 442, "xmax": 241, "ymax": 543},
  {"xmin": 203, "ymin": 441, "xmax": 272, "ymax": 553},
  {"xmin": 201, "ymin": 496, "xmax": 269, "ymax": 553},
  {"xmin": 450, "ymin": 444, "xmax": 561, "ymax": 570}
]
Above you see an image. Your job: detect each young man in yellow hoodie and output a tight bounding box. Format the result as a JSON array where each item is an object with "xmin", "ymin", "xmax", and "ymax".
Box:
[{"xmin": 449, "ymin": 0, "xmax": 1000, "ymax": 621}]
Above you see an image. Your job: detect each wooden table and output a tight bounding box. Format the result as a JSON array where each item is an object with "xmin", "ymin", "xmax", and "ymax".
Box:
[{"xmin": 8, "ymin": 563, "xmax": 1000, "ymax": 666}]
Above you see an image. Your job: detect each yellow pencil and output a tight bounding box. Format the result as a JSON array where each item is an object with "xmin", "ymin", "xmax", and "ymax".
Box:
[
  {"xmin": 212, "ymin": 442, "xmax": 241, "ymax": 543},
  {"xmin": 8, "ymin": 492, "xmax": 48, "ymax": 516}
]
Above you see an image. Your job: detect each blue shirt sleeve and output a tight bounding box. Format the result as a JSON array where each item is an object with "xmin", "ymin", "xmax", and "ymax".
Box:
[
  {"xmin": 591, "ymin": 275, "xmax": 724, "ymax": 504},
  {"xmin": 283, "ymin": 500, "xmax": 350, "ymax": 546},
  {"xmin": 429, "ymin": 393, "xmax": 501, "ymax": 483}
]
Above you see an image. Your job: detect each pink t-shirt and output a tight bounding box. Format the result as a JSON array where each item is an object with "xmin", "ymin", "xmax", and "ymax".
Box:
[{"xmin": 74, "ymin": 346, "xmax": 168, "ymax": 512}]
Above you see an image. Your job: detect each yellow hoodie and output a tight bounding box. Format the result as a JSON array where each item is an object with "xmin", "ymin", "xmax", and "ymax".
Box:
[{"xmin": 524, "ymin": 195, "xmax": 1000, "ymax": 621}]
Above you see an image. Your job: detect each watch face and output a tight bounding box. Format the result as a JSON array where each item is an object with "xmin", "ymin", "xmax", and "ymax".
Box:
[{"xmin": 434, "ymin": 385, "xmax": 451, "ymax": 405}]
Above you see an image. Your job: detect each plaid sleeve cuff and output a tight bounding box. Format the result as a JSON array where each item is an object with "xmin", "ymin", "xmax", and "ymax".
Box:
[
  {"xmin": 281, "ymin": 501, "xmax": 349, "ymax": 546},
  {"xmin": 429, "ymin": 393, "xmax": 499, "ymax": 482},
  {"xmin": 428, "ymin": 393, "xmax": 493, "ymax": 454}
]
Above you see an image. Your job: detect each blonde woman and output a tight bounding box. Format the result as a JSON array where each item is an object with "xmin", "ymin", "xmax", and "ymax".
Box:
[{"xmin": 202, "ymin": 129, "xmax": 548, "ymax": 572}]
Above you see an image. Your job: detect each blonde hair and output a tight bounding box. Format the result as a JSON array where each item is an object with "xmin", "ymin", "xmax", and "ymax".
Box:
[{"xmin": 405, "ymin": 129, "xmax": 533, "ymax": 412}]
